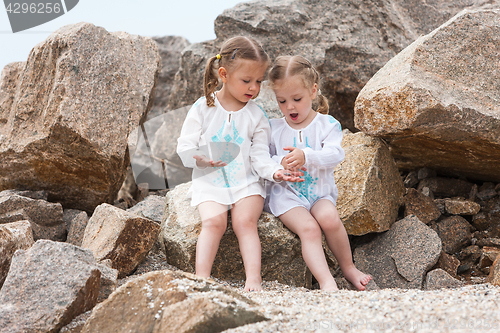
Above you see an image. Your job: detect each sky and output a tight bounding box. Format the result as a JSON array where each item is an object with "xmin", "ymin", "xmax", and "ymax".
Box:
[{"xmin": 0, "ymin": 0, "xmax": 244, "ymax": 71}]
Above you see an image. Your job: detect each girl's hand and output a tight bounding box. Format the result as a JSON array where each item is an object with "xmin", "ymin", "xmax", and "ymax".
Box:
[
  {"xmin": 283, "ymin": 147, "xmax": 306, "ymax": 169},
  {"xmin": 193, "ymin": 155, "xmax": 227, "ymax": 168},
  {"xmin": 273, "ymin": 169, "xmax": 305, "ymax": 182}
]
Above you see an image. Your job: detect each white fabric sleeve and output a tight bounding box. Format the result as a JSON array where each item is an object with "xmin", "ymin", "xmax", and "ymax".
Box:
[
  {"xmin": 176, "ymin": 106, "xmax": 207, "ymax": 169},
  {"xmin": 269, "ymin": 140, "xmax": 285, "ymax": 166},
  {"xmin": 250, "ymin": 114, "xmax": 284, "ymax": 182},
  {"xmin": 302, "ymin": 121, "xmax": 345, "ymax": 169}
]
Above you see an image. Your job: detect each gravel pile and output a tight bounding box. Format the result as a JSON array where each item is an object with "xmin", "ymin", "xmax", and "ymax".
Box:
[
  {"xmin": 113, "ymin": 244, "xmax": 500, "ymax": 333},
  {"xmin": 219, "ymin": 281, "xmax": 500, "ymax": 333}
]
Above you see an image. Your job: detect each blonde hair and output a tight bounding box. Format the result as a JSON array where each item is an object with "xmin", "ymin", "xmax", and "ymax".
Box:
[
  {"xmin": 204, "ymin": 36, "xmax": 270, "ymax": 107},
  {"xmin": 269, "ymin": 55, "xmax": 329, "ymax": 115}
]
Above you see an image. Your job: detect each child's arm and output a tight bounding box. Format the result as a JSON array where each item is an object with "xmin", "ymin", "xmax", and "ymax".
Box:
[
  {"xmin": 176, "ymin": 104, "xmax": 221, "ymax": 169},
  {"xmin": 267, "ymin": 120, "xmax": 303, "ymax": 182},
  {"xmin": 249, "ymin": 114, "xmax": 284, "ymax": 181},
  {"xmin": 302, "ymin": 118, "xmax": 345, "ymax": 169}
]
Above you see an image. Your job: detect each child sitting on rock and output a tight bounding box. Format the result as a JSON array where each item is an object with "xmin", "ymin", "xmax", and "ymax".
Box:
[
  {"xmin": 176, "ymin": 37, "xmax": 303, "ymax": 291},
  {"xmin": 266, "ymin": 55, "xmax": 371, "ymax": 291}
]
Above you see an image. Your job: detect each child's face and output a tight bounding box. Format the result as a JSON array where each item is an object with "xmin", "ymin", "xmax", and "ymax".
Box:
[
  {"xmin": 219, "ymin": 59, "xmax": 267, "ymax": 106},
  {"xmin": 274, "ymin": 76, "xmax": 317, "ymax": 127}
]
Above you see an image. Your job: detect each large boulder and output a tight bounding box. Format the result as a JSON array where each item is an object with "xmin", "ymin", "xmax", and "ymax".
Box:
[
  {"xmin": 82, "ymin": 203, "xmax": 160, "ymax": 278},
  {"xmin": 165, "ymin": 0, "xmax": 490, "ymax": 130},
  {"xmin": 354, "ymin": 7, "xmax": 500, "ymax": 182},
  {"xmin": 334, "ymin": 131, "xmax": 404, "ymax": 235},
  {"xmin": 0, "ymin": 62, "xmax": 24, "ymax": 125},
  {"xmin": 160, "ymin": 182, "xmax": 309, "ymax": 287},
  {"xmin": 354, "ymin": 215, "xmax": 442, "ymax": 289},
  {"xmin": 0, "ymin": 22, "xmax": 161, "ymax": 212},
  {"xmin": 0, "ymin": 220, "xmax": 33, "ymax": 288},
  {"xmin": 0, "ymin": 240, "xmax": 101, "ymax": 333},
  {"xmin": 81, "ymin": 270, "xmax": 268, "ymax": 333}
]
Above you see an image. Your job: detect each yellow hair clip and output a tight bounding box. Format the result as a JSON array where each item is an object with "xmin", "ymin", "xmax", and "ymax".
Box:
[{"xmin": 216, "ymin": 54, "xmax": 221, "ymax": 60}]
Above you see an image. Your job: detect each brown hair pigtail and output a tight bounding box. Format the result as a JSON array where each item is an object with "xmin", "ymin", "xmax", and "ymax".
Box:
[
  {"xmin": 204, "ymin": 55, "xmax": 220, "ymax": 107},
  {"xmin": 316, "ymin": 94, "xmax": 329, "ymax": 115}
]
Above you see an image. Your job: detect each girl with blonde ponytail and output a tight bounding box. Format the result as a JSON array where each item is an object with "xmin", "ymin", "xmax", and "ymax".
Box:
[
  {"xmin": 177, "ymin": 37, "xmax": 304, "ymax": 291},
  {"xmin": 266, "ymin": 55, "xmax": 372, "ymax": 291}
]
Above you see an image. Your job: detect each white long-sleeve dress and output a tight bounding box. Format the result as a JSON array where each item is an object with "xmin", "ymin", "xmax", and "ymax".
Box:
[
  {"xmin": 177, "ymin": 95, "xmax": 283, "ymax": 206},
  {"xmin": 266, "ymin": 112, "xmax": 345, "ymax": 216}
]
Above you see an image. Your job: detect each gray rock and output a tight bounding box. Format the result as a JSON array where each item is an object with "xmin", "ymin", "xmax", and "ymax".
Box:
[
  {"xmin": 82, "ymin": 203, "xmax": 160, "ymax": 278},
  {"xmin": 355, "ymin": 7, "xmax": 500, "ymax": 182},
  {"xmin": 160, "ymin": 182, "xmax": 309, "ymax": 287},
  {"xmin": 166, "ymin": 0, "xmax": 489, "ymax": 131},
  {"xmin": 0, "ymin": 189, "xmax": 48, "ymax": 200},
  {"xmin": 334, "ymin": 131, "xmax": 404, "ymax": 235},
  {"xmin": 479, "ymin": 247, "xmax": 500, "ymax": 270},
  {"xmin": 477, "ymin": 238, "xmax": 500, "ymax": 247},
  {"xmin": 477, "ymin": 188, "xmax": 498, "ymax": 201},
  {"xmin": 148, "ymin": 36, "xmax": 190, "ymax": 120},
  {"xmin": 433, "ymin": 251, "xmax": 461, "ymax": 278},
  {"xmin": 64, "ymin": 209, "xmax": 89, "ymax": 247},
  {"xmin": 81, "ymin": 270, "xmax": 268, "ymax": 333},
  {"xmin": 432, "ymin": 216, "xmax": 473, "ymax": 254},
  {"xmin": 0, "ymin": 22, "xmax": 161, "ymax": 212},
  {"xmin": 127, "ymin": 195, "xmax": 164, "ymax": 223},
  {"xmin": 0, "ymin": 240, "xmax": 101, "ymax": 333},
  {"xmin": 444, "ymin": 198, "xmax": 481, "ymax": 215},
  {"xmin": 404, "ymin": 188, "xmax": 441, "ymax": 224},
  {"xmin": 417, "ymin": 167, "xmax": 437, "ymax": 180},
  {"xmin": 0, "ymin": 194, "xmax": 65, "ymax": 241},
  {"xmin": 403, "ymin": 171, "xmax": 419, "ymax": 188},
  {"xmin": 472, "ymin": 212, "xmax": 491, "ymax": 231},
  {"xmin": 487, "ymin": 256, "xmax": 500, "ymax": 286},
  {"xmin": 60, "ymin": 311, "xmax": 92, "ymax": 333},
  {"xmin": 417, "ymin": 177, "xmax": 474, "ymax": 198},
  {"xmin": 94, "ymin": 263, "xmax": 118, "ymax": 303},
  {"xmin": 354, "ymin": 215, "xmax": 442, "ymax": 289},
  {"xmin": 424, "ymin": 269, "xmax": 464, "ymax": 290},
  {"xmin": 0, "ymin": 221, "xmax": 33, "ymax": 288}
]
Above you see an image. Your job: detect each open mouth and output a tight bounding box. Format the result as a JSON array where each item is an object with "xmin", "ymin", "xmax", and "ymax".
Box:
[
  {"xmin": 244, "ymin": 94, "xmax": 253, "ymax": 99},
  {"xmin": 290, "ymin": 113, "xmax": 299, "ymax": 120}
]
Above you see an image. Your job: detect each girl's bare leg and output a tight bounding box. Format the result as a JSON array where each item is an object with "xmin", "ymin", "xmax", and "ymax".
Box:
[
  {"xmin": 279, "ymin": 207, "xmax": 338, "ymax": 291},
  {"xmin": 311, "ymin": 200, "xmax": 371, "ymax": 291},
  {"xmin": 231, "ymin": 195, "xmax": 264, "ymax": 291},
  {"xmin": 196, "ymin": 201, "xmax": 228, "ymax": 278}
]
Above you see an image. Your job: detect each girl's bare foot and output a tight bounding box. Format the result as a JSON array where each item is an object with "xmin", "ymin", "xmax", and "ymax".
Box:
[
  {"xmin": 320, "ymin": 279, "xmax": 339, "ymax": 291},
  {"xmin": 244, "ymin": 277, "xmax": 263, "ymax": 291},
  {"xmin": 343, "ymin": 266, "xmax": 372, "ymax": 291}
]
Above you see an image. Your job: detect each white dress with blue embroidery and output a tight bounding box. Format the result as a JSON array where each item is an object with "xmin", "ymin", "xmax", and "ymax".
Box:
[
  {"xmin": 266, "ymin": 113, "xmax": 345, "ymax": 216},
  {"xmin": 177, "ymin": 95, "xmax": 283, "ymax": 206}
]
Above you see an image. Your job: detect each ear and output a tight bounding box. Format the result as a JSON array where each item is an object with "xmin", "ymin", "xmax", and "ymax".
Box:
[
  {"xmin": 218, "ymin": 67, "xmax": 228, "ymax": 83},
  {"xmin": 311, "ymin": 83, "xmax": 318, "ymax": 99}
]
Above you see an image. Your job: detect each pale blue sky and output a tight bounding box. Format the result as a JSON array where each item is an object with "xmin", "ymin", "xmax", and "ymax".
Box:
[{"xmin": 0, "ymin": 0, "xmax": 243, "ymax": 71}]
